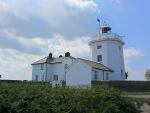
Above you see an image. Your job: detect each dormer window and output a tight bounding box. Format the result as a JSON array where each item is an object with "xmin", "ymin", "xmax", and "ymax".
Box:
[{"xmin": 97, "ymin": 45, "xmax": 102, "ymax": 49}]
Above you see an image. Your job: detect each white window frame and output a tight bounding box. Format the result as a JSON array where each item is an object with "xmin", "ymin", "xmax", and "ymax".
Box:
[
  {"xmin": 97, "ymin": 45, "xmax": 102, "ymax": 49},
  {"xmin": 53, "ymin": 75, "xmax": 58, "ymax": 81},
  {"xmin": 94, "ymin": 71, "xmax": 98, "ymax": 80},
  {"xmin": 65, "ymin": 64, "xmax": 68, "ymax": 69},
  {"xmin": 97, "ymin": 55, "xmax": 102, "ymax": 62},
  {"xmin": 41, "ymin": 64, "xmax": 44, "ymax": 70},
  {"xmin": 106, "ymin": 72, "xmax": 109, "ymax": 80},
  {"xmin": 35, "ymin": 75, "xmax": 38, "ymax": 81}
]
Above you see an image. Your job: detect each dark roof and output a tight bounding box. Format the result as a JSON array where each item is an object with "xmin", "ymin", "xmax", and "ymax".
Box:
[
  {"xmin": 78, "ymin": 58, "xmax": 114, "ymax": 72},
  {"xmin": 32, "ymin": 56, "xmax": 75, "ymax": 65}
]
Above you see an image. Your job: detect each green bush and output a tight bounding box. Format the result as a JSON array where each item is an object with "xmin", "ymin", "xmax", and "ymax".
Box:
[{"xmin": 0, "ymin": 83, "xmax": 139, "ymax": 113}]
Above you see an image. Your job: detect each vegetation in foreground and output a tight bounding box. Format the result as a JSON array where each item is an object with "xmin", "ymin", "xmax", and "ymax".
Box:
[{"xmin": 0, "ymin": 83, "xmax": 138, "ymax": 113}]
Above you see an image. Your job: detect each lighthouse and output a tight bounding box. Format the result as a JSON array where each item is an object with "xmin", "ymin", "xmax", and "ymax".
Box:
[{"xmin": 89, "ymin": 23, "xmax": 126, "ymax": 80}]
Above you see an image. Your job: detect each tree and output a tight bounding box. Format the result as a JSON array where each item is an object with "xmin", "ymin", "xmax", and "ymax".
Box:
[{"xmin": 145, "ymin": 69, "xmax": 150, "ymax": 80}]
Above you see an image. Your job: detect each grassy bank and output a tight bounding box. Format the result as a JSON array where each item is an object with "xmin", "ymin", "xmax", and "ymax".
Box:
[{"xmin": 0, "ymin": 83, "xmax": 139, "ymax": 113}]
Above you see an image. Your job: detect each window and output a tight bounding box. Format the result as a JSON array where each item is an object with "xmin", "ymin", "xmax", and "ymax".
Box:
[
  {"xmin": 41, "ymin": 64, "xmax": 44, "ymax": 70},
  {"xmin": 118, "ymin": 46, "xmax": 121, "ymax": 51},
  {"xmin": 42, "ymin": 74, "xmax": 44, "ymax": 81},
  {"xmin": 94, "ymin": 71, "xmax": 98, "ymax": 80},
  {"xmin": 65, "ymin": 64, "xmax": 68, "ymax": 69},
  {"xmin": 97, "ymin": 45, "xmax": 102, "ymax": 49},
  {"xmin": 106, "ymin": 72, "xmax": 109, "ymax": 80},
  {"xmin": 53, "ymin": 75, "xmax": 58, "ymax": 81},
  {"xmin": 97, "ymin": 55, "xmax": 102, "ymax": 62},
  {"xmin": 35, "ymin": 75, "xmax": 38, "ymax": 81},
  {"xmin": 121, "ymin": 70, "xmax": 123, "ymax": 76}
]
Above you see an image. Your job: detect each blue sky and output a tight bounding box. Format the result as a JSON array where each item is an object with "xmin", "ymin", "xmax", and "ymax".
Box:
[{"xmin": 0, "ymin": 0, "xmax": 149, "ymax": 80}]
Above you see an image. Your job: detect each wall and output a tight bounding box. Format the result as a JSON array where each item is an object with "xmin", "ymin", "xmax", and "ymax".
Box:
[
  {"xmin": 90, "ymin": 38, "xmax": 125, "ymax": 80},
  {"xmin": 52, "ymin": 63, "xmax": 64, "ymax": 81},
  {"xmin": 107, "ymin": 40, "xmax": 125, "ymax": 80},
  {"xmin": 32, "ymin": 57, "xmax": 75, "ymax": 82},
  {"xmin": 32, "ymin": 64, "xmax": 46, "ymax": 81},
  {"xmin": 66, "ymin": 59, "xmax": 91, "ymax": 86},
  {"xmin": 92, "ymin": 81, "xmax": 150, "ymax": 92},
  {"xmin": 62, "ymin": 57, "xmax": 75, "ymax": 81},
  {"xmin": 46, "ymin": 64, "xmax": 53, "ymax": 81}
]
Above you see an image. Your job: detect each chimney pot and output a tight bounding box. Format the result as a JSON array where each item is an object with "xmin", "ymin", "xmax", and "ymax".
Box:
[
  {"xmin": 65, "ymin": 52, "xmax": 70, "ymax": 57},
  {"xmin": 59, "ymin": 55, "xmax": 63, "ymax": 58},
  {"xmin": 49, "ymin": 53, "xmax": 52, "ymax": 58}
]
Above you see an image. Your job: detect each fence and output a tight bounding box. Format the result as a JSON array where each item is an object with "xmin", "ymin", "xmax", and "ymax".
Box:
[{"xmin": 92, "ymin": 80, "xmax": 150, "ymax": 92}]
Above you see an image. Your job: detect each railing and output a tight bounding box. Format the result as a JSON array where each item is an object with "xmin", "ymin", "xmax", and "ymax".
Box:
[{"xmin": 90, "ymin": 33, "xmax": 123, "ymax": 42}]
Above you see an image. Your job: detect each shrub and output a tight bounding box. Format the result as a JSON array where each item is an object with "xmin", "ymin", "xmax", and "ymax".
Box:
[{"xmin": 0, "ymin": 83, "xmax": 139, "ymax": 113}]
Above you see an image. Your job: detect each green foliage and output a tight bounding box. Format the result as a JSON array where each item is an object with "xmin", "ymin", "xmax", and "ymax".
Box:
[
  {"xmin": 130, "ymin": 98, "xmax": 150, "ymax": 107},
  {"xmin": 145, "ymin": 69, "xmax": 150, "ymax": 80},
  {"xmin": 0, "ymin": 83, "xmax": 139, "ymax": 113}
]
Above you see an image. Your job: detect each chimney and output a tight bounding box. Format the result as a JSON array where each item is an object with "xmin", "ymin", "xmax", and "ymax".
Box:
[
  {"xmin": 65, "ymin": 52, "xmax": 70, "ymax": 57},
  {"xmin": 59, "ymin": 55, "xmax": 63, "ymax": 58},
  {"xmin": 49, "ymin": 53, "xmax": 52, "ymax": 58}
]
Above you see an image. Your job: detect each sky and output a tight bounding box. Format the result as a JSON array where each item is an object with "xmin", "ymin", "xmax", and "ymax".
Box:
[{"xmin": 0, "ymin": 0, "xmax": 150, "ymax": 80}]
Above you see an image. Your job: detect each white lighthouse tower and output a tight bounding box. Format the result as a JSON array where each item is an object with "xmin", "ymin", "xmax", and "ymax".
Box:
[{"xmin": 89, "ymin": 23, "xmax": 126, "ymax": 80}]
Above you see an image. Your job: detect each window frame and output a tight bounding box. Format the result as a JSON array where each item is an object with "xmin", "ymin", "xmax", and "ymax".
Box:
[
  {"xmin": 53, "ymin": 74, "xmax": 58, "ymax": 81},
  {"xmin": 118, "ymin": 46, "xmax": 121, "ymax": 51},
  {"xmin": 41, "ymin": 64, "xmax": 44, "ymax": 70},
  {"xmin": 42, "ymin": 73, "xmax": 44, "ymax": 81},
  {"xmin": 121, "ymin": 70, "xmax": 123, "ymax": 76},
  {"xmin": 97, "ymin": 45, "xmax": 102, "ymax": 49},
  {"xmin": 97, "ymin": 55, "xmax": 102, "ymax": 62},
  {"xmin": 65, "ymin": 64, "xmax": 68, "ymax": 69},
  {"xmin": 35, "ymin": 75, "xmax": 38, "ymax": 81},
  {"xmin": 94, "ymin": 71, "xmax": 98, "ymax": 80},
  {"xmin": 106, "ymin": 72, "xmax": 109, "ymax": 80}
]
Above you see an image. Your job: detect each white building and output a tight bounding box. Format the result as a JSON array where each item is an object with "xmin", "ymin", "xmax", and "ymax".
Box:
[
  {"xmin": 32, "ymin": 23, "xmax": 126, "ymax": 86},
  {"xmin": 89, "ymin": 23, "xmax": 125, "ymax": 80}
]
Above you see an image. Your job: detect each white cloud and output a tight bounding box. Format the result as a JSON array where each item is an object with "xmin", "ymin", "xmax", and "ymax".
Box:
[
  {"xmin": 0, "ymin": 28, "xmax": 48, "ymax": 54},
  {"xmin": 124, "ymin": 48, "xmax": 145, "ymax": 80},
  {"xmin": 48, "ymin": 34, "xmax": 91, "ymax": 59},
  {"xmin": 126, "ymin": 66, "xmax": 146, "ymax": 80},
  {"xmin": 0, "ymin": 0, "xmax": 98, "ymax": 38},
  {"xmin": 124, "ymin": 48, "xmax": 143, "ymax": 65},
  {"xmin": 0, "ymin": 35, "xmax": 91, "ymax": 80},
  {"xmin": 66, "ymin": 0, "xmax": 97, "ymax": 9},
  {"xmin": 0, "ymin": 48, "xmax": 42, "ymax": 80}
]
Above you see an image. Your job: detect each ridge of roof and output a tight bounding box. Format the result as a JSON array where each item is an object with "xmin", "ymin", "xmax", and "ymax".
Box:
[
  {"xmin": 78, "ymin": 58, "xmax": 114, "ymax": 72},
  {"xmin": 31, "ymin": 56, "xmax": 76, "ymax": 65}
]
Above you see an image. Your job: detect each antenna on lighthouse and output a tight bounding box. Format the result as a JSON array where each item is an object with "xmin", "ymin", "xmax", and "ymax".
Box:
[{"xmin": 97, "ymin": 18, "xmax": 101, "ymax": 38}]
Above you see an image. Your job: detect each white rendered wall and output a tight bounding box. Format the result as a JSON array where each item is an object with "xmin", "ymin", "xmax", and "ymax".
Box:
[
  {"xmin": 92, "ymin": 69, "xmax": 104, "ymax": 80},
  {"xmin": 46, "ymin": 64, "xmax": 53, "ymax": 81},
  {"xmin": 51, "ymin": 63, "xmax": 64, "ymax": 81},
  {"xmin": 66, "ymin": 59, "xmax": 92, "ymax": 86},
  {"xmin": 32, "ymin": 57, "xmax": 75, "ymax": 82},
  {"xmin": 90, "ymin": 38, "xmax": 125, "ymax": 80},
  {"xmin": 92, "ymin": 68, "xmax": 113, "ymax": 80},
  {"xmin": 62, "ymin": 57, "xmax": 75, "ymax": 81},
  {"xmin": 32, "ymin": 64, "xmax": 46, "ymax": 81}
]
